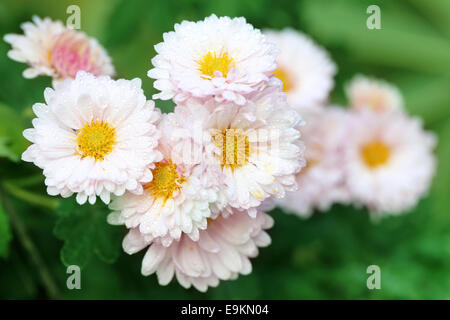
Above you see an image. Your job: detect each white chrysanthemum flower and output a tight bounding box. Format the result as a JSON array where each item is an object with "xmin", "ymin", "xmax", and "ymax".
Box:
[
  {"xmin": 4, "ymin": 16, "xmax": 115, "ymax": 83},
  {"xmin": 171, "ymin": 83, "xmax": 306, "ymax": 217},
  {"xmin": 264, "ymin": 28, "xmax": 336, "ymax": 110},
  {"xmin": 22, "ymin": 71, "xmax": 162, "ymax": 205},
  {"xmin": 148, "ymin": 14, "xmax": 279, "ymax": 105},
  {"xmin": 346, "ymin": 75, "xmax": 404, "ymax": 113},
  {"xmin": 343, "ymin": 110, "xmax": 436, "ymax": 215},
  {"xmin": 121, "ymin": 208, "xmax": 273, "ymax": 292},
  {"xmin": 277, "ymin": 106, "xmax": 350, "ymax": 217},
  {"xmin": 107, "ymin": 113, "xmax": 220, "ymax": 247}
]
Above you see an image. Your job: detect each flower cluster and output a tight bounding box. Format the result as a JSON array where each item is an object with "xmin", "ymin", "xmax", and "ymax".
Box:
[
  {"xmin": 267, "ymin": 29, "xmax": 436, "ymax": 218},
  {"xmin": 6, "ymin": 15, "xmax": 436, "ymax": 292},
  {"xmin": 6, "ymin": 15, "xmax": 305, "ymax": 291}
]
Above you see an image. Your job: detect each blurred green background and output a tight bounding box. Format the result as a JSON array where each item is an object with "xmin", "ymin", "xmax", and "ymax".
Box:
[{"xmin": 0, "ymin": 0, "xmax": 449, "ymax": 299}]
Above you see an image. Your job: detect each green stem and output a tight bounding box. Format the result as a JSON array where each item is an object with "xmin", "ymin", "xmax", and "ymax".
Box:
[
  {"xmin": 2, "ymin": 182, "xmax": 59, "ymax": 210},
  {"xmin": 1, "ymin": 191, "xmax": 61, "ymax": 299},
  {"xmin": 4, "ymin": 175, "xmax": 45, "ymax": 188}
]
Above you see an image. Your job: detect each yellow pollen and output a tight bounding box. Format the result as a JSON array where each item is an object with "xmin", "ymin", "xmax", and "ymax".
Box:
[
  {"xmin": 47, "ymin": 49, "xmax": 52, "ymax": 62},
  {"xmin": 76, "ymin": 120, "xmax": 116, "ymax": 161},
  {"xmin": 144, "ymin": 160, "xmax": 185, "ymax": 204},
  {"xmin": 274, "ymin": 67, "xmax": 293, "ymax": 92},
  {"xmin": 355, "ymin": 94, "xmax": 387, "ymax": 112},
  {"xmin": 368, "ymin": 95, "xmax": 386, "ymax": 112},
  {"xmin": 361, "ymin": 141, "xmax": 390, "ymax": 168},
  {"xmin": 212, "ymin": 128, "xmax": 250, "ymax": 171},
  {"xmin": 199, "ymin": 52, "xmax": 234, "ymax": 79}
]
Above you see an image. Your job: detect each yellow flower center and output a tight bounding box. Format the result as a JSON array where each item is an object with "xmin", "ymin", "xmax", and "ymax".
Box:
[
  {"xmin": 274, "ymin": 67, "xmax": 293, "ymax": 92},
  {"xmin": 212, "ymin": 128, "xmax": 250, "ymax": 171},
  {"xmin": 361, "ymin": 141, "xmax": 390, "ymax": 168},
  {"xmin": 144, "ymin": 160, "xmax": 185, "ymax": 203},
  {"xmin": 199, "ymin": 52, "xmax": 234, "ymax": 79},
  {"xmin": 368, "ymin": 95, "xmax": 387, "ymax": 112},
  {"xmin": 76, "ymin": 120, "xmax": 116, "ymax": 161}
]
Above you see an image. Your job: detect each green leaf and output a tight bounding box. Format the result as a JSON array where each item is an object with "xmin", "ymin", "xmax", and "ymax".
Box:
[
  {"xmin": 407, "ymin": 0, "xmax": 450, "ymax": 38},
  {"xmin": 94, "ymin": 216, "xmax": 122, "ymax": 264},
  {"xmin": 0, "ymin": 250, "xmax": 38, "ymax": 299},
  {"xmin": 0, "ymin": 197, "xmax": 12, "ymax": 258},
  {"xmin": 0, "ymin": 137, "xmax": 19, "ymax": 161},
  {"xmin": 299, "ymin": 0, "xmax": 450, "ymax": 75},
  {"xmin": 0, "ymin": 102, "xmax": 28, "ymax": 162},
  {"xmin": 54, "ymin": 199, "xmax": 122, "ymax": 268},
  {"xmin": 103, "ymin": 0, "xmax": 148, "ymax": 48},
  {"xmin": 391, "ymin": 75, "xmax": 450, "ymax": 124},
  {"xmin": 429, "ymin": 119, "xmax": 450, "ymax": 220}
]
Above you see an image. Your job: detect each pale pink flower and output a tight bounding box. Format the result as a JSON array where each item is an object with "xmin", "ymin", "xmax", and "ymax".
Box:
[
  {"xmin": 22, "ymin": 72, "xmax": 161, "ymax": 205},
  {"xmin": 168, "ymin": 82, "xmax": 306, "ymax": 217},
  {"xmin": 264, "ymin": 28, "xmax": 336, "ymax": 111},
  {"xmin": 277, "ymin": 106, "xmax": 350, "ymax": 217},
  {"xmin": 148, "ymin": 14, "xmax": 278, "ymax": 105},
  {"xmin": 4, "ymin": 16, "xmax": 114, "ymax": 84},
  {"xmin": 108, "ymin": 113, "xmax": 221, "ymax": 247},
  {"xmin": 121, "ymin": 208, "xmax": 273, "ymax": 292},
  {"xmin": 346, "ymin": 75, "xmax": 403, "ymax": 113},
  {"xmin": 343, "ymin": 110, "xmax": 436, "ymax": 216}
]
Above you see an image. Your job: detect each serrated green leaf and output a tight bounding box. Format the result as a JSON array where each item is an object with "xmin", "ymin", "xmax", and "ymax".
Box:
[
  {"xmin": 54, "ymin": 199, "xmax": 122, "ymax": 268},
  {"xmin": 94, "ymin": 219, "xmax": 122, "ymax": 264},
  {"xmin": 54, "ymin": 210, "xmax": 95, "ymax": 267},
  {"xmin": 0, "ymin": 198, "xmax": 12, "ymax": 258}
]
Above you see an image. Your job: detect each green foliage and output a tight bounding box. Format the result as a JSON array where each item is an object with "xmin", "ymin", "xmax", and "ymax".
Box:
[
  {"xmin": 0, "ymin": 103, "xmax": 28, "ymax": 162},
  {"xmin": 54, "ymin": 199, "xmax": 122, "ymax": 268},
  {"xmin": 0, "ymin": 199, "xmax": 12, "ymax": 258},
  {"xmin": 299, "ymin": 0, "xmax": 450, "ymax": 123},
  {"xmin": 0, "ymin": 0, "xmax": 449, "ymax": 300},
  {"xmin": 429, "ymin": 119, "xmax": 450, "ymax": 221}
]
